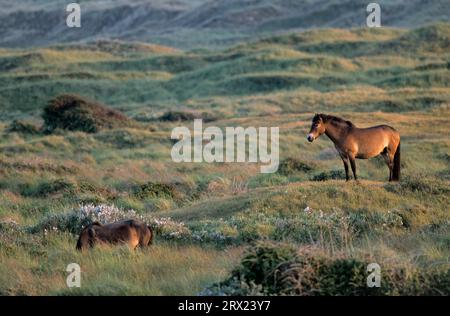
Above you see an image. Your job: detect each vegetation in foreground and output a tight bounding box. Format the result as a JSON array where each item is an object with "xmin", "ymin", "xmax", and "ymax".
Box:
[
  {"xmin": 204, "ymin": 242, "xmax": 450, "ymax": 296},
  {"xmin": 0, "ymin": 23, "xmax": 449, "ymax": 295}
]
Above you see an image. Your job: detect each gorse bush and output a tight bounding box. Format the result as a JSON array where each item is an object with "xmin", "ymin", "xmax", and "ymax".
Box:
[
  {"xmin": 6, "ymin": 120, "xmax": 41, "ymax": 135},
  {"xmin": 232, "ymin": 242, "xmax": 297, "ymax": 291},
  {"xmin": 347, "ymin": 209, "xmax": 405, "ymax": 234},
  {"xmin": 311, "ymin": 169, "xmax": 346, "ymax": 181},
  {"xmin": 159, "ymin": 110, "xmax": 220, "ymax": 122},
  {"xmin": 385, "ymin": 174, "xmax": 449, "ymax": 195},
  {"xmin": 29, "ymin": 204, "xmax": 145, "ymax": 234},
  {"xmin": 20, "ymin": 178, "xmax": 77, "ymax": 197},
  {"xmin": 30, "ymin": 204, "xmax": 142, "ymax": 233},
  {"xmin": 134, "ymin": 182, "xmax": 178, "ymax": 200},
  {"xmin": 205, "ymin": 242, "xmax": 450, "ymax": 296},
  {"xmin": 43, "ymin": 94, "xmax": 130, "ymax": 133},
  {"xmin": 159, "ymin": 111, "xmax": 196, "ymax": 122},
  {"xmin": 278, "ymin": 157, "xmax": 316, "ymax": 175}
]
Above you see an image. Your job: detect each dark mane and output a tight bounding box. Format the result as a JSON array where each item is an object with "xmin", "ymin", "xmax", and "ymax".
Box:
[{"xmin": 315, "ymin": 114, "xmax": 355, "ymax": 128}]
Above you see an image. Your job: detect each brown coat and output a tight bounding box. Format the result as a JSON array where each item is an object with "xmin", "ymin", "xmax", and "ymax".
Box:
[{"xmin": 76, "ymin": 219, "xmax": 153, "ymax": 250}]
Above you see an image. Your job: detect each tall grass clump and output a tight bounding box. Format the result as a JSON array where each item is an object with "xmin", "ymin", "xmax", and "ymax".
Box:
[
  {"xmin": 278, "ymin": 157, "xmax": 317, "ymax": 176},
  {"xmin": 5, "ymin": 120, "xmax": 41, "ymax": 135},
  {"xmin": 385, "ymin": 174, "xmax": 449, "ymax": 195}
]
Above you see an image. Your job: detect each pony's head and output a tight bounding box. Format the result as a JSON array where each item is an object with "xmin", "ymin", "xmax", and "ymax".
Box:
[
  {"xmin": 76, "ymin": 222, "xmax": 102, "ymax": 251},
  {"xmin": 307, "ymin": 113, "xmax": 327, "ymax": 142}
]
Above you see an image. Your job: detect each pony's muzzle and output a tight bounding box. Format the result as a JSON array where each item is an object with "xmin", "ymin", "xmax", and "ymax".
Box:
[{"xmin": 307, "ymin": 134, "xmax": 314, "ymax": 142}]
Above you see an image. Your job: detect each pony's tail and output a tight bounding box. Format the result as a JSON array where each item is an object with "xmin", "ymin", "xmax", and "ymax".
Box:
[{"xmin": 392, "ymin": 142, "xmax": 400, "ymax": 181}]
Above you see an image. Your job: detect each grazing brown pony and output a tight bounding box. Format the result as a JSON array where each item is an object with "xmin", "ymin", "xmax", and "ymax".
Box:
[
  {"xmin": 307, "ymin": 114, "xmax": 400, "ymax": 182},
  {"xmin": 76, "ymin": 219, "xmax": 153, "ymax": 251}
]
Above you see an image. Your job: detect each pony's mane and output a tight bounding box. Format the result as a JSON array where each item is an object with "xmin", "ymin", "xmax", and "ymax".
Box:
[{"xmin": 315, "ymin": 114, "xmax": 355, "ymax": 128}]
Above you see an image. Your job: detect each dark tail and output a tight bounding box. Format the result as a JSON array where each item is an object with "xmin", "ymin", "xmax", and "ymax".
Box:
[
  {"xmin": 392, "ymin": 142, "xmax": 400, "ymax": 181},
  {"xmin": 76, "ymin": 237, "xmax": 82, "ymax": 251},
  {"xmin": 147, "ymin": 225, "xmax": 153, "ymax": 245}
]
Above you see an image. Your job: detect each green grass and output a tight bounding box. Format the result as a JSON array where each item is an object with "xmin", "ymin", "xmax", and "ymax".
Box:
[
  {"xmin": 0, "ymin": 232, "xmax": 241, "ymax": 295},
  {"xmin": 0, "ymin": 24, "xmax": 449, "ymax": 119}
]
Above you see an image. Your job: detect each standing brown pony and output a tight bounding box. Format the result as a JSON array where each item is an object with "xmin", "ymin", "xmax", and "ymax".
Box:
[{"xmin": 307, "ymin": 114, "xmax": 400, "ymax": 182}]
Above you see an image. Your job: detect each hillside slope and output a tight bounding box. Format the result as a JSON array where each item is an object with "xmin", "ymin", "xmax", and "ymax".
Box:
[
  {"xmin": 0, "ymin": 0, "xmax": 449, "ymax": 49},
  {"xmin": 0, "ymin": 24, "xmax": 449, "ymax": 120}
]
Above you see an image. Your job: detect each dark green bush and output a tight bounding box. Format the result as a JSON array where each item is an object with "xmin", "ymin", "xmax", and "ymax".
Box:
[
  {"xmin": 159, "ymin": 111, "xmax": 219, "ymax": 123},
  {"xmin": 5, "ymin": 120, "xmax": 41, "ymax": 135},
  {"xmin": 42, "ymin": 94, "xmax": 130, "ymax": 133},
  {"xmin": 27, "ymin": 211, "xmax": 90, "ymax": 234},
  {"xmin": 21, "ymin": 179, "xmax": 77, "ymax": 197},
  {"xmin": 278, "ymin": 157, "xmax": 316, "ymax": 175},
  {"xmin": 311, "ymin": 169, "xmax": 346, "ymax": 181},
  {"xmin": 134, "ymin": 182, "xmax": 177, "ymax": 200},
  {"xmin": 232, "ymin": 242, "xmax": 297, "ymax": 292},
  {"xmin": 159, "ymin": 111, "xmax": 196, "ymax": 122},
  {"xmin": 384, "ymin": 175, "xmax": 449, "ymax": 195},
  {"xmin": 205, "ymin": 242, "xmax": 450, "ymax": 296}
]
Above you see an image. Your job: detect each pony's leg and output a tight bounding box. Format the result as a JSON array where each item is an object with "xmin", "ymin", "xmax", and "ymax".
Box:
[
  {"xmin": 349, "ymin": 157, "xmax": 358, "ymax": 181},
  {"xmin": 387, "ymin": 158, "xmax": 393, "ymax": 182},
  {"xmin": 388, "ymin": 153, "xmax": 396, "ymax": 182},
  {"xmin": 343, "ymin": 159, "xmax": 350, "ymax": 181},
  {"xmin": 381, "ymin": 150, "xmax": 392, "ymax": 181},
  {"xmin": 340, "ymin": 156, "xmax": 350, "ymax": 181}
]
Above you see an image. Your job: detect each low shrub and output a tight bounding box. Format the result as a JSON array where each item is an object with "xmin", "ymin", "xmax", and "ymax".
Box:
[
  {"xmin": 384, "ymin": 174, "xmax": 449, "ymax": 195},
  {"xmin": 159, "ymin": 111, "xmax": 196, "ymax": 122},
  {"xmin": 42, "ymin": 94, "xmax": 130, "ymax": 133},
  {"xmin": 133, "ymin": 182, "xmax": 178, "ymax": 200},
  {"xmin": 5, "ymin": 120, "xmax": 41, "ymax": 135},
  {"xmin": 230, "ymin": 242, "xmax": 297, "ymax": 291},
  {"xmin": 28, "ymin": 203, "xmax": 237, "ymax": 244},
  {"xmin": 28, "ymin": 204, "xmax": 146, "ymax": 234},
  {"xmin": 159, "ymin": 111, "xmax": 219, "ymax": 123},
  {"xmin": 204, "ymin": 242, "xmax": 450, "ymax": 296},
  {"xmin": 278, "ymin": 158, "xmax": 317, "ymax": 175},
  {"xmin": 311, "ymin": 169, "xmax": 346, "ymax": 181},
  {"xmin": 20, "ymin": 179, "xmax": 77, "ymax": 197}
]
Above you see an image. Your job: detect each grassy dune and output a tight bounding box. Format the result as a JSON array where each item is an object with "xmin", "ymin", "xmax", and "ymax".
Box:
[
  {"xmin": 1, "ymin": 0, "xmax": 449, "ymax": 48},
  {"xmin": 0, "ymin": 23, "xmax": 449, "ymax": 295}
]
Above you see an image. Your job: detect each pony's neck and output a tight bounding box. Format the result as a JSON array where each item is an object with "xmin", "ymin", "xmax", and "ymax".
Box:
[{"xmin": 324, "ymin": 121, "xmax": 348, "ymax": 144}]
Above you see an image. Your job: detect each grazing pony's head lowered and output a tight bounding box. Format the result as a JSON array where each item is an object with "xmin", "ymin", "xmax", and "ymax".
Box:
[{"xmin": 76, "ymin": 222, "xmax": 102, "ymax": 250}]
